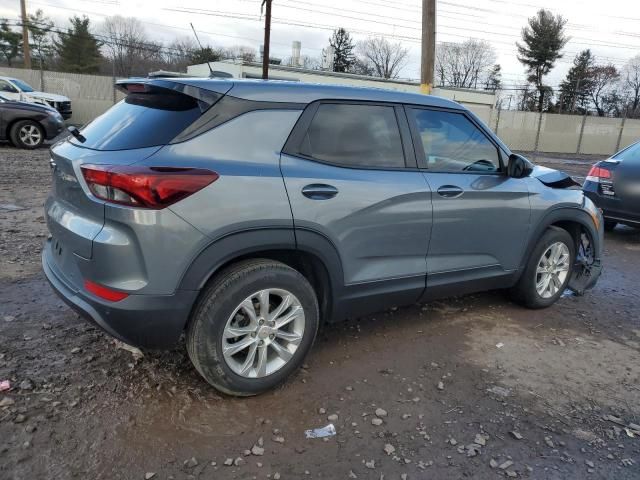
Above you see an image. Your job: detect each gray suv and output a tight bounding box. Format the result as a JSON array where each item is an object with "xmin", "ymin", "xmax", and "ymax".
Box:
[{"xmin": 43, "ymin": 78, "xmax": 603, "ymax": 395}]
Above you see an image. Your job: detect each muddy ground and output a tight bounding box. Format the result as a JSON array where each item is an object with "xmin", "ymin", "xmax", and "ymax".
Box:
[{"xmin": 1, "ymin": 145, "xmax": 639, "ymax": 480}]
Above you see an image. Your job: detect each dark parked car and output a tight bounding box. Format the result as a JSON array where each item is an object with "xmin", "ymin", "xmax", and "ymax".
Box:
[
  {"xmin": 583, "ymin": 141, "xmax": 640, "ymax": 230},
  {"xmin": 0, "ymin": 94, "xmax": 65, "ymax": 149},
  {"xmin": 42, "ymin": 79, "xmax": 603, "ymax": 396}
]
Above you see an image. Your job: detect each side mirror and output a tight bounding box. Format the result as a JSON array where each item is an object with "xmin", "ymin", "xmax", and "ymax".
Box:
[{"xmin": 507, "ymin": 154, "xmax": 534, "ymax": 179}]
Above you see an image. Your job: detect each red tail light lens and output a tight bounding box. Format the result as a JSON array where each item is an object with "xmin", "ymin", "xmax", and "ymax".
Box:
[
  {"xmin": 587, "ymin": 165, "xmax": 612, "ymax": 180},
  {"xmin": 84, "ymin": 280, "xmax": 129, "ymax": 302},
  {"xmin": 80, "ymin": 164, "xmax": 219, "ymax": 209}
]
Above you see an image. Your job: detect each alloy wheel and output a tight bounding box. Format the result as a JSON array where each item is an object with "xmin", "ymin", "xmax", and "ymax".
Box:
[
  {"xmin": 19, "ymin": 125, "xmax": 42, "ymax": 147},
  {"xmin": 222, "ymin": 288, "xmax": 305, "ymax": 378},
  {"xmin": 535, "ymin": 241, "xmax": 570, "ymax": 298}
]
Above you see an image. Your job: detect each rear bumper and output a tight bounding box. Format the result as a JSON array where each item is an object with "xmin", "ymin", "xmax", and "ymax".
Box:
[
  {"xmin": 584, "ymin": 186, "xmax": 640, "ymax": 226},
  {"xmin": 42, "ymin": 243, "xmax": 198, "ymax": 349}
]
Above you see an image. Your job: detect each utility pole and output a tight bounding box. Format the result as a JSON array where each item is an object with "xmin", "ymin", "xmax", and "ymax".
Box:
[
  {"xmin": 570, "ymin": 78, "xmax": 581, "ymax": 113},
  {"xmin": 20, "ymin": 0, "xmax": 31, "ymax": 69},
  {"xmin": 420, "ymin": 0, "xmax": 436, "ymax": 94},
  {"xmin": 261, "ymin": 0, "xmax": 272, "ymax": 80}
]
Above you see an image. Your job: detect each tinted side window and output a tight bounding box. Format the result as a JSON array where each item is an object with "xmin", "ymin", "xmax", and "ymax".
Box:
[
  {"xmin": 0, "ymin": 80, "xmax": 17, "ymax": 93},
  {"xmin": 300, "ymin": 103, "xmax": 405, "ymax": 168},
  {"xmin": 71, "ymin": 91, "xmax": 206, "ymax": 151},
  {"xmin": 410, "ymin": 109, "xmax": 500, "ymax": 172}
]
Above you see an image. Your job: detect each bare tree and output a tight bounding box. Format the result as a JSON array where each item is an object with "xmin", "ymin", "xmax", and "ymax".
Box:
[
  {"xmin": 589, "ymin": 64, "xmax": 620, "ymax": 116},
  {"xmin": 435, "ymin": 39, "xmax": 497, "ymax": 89},
  {"xmin": 622, "ymin": 55, "xmax": 640, "ymax": 118},
  {"xmin": 356, "ymin": 36, "xmax": 408, "ymax": 79},
  {"xmin": 101, "ymin": 16, "xmax": 161, "ymax": 77},
  {"xmin": 224, "ymin": 45, "xmax": 257, "ymax": 62},
  {"xmin": 164, "ymin": 37, "xmax": 198, "ymax": 72}
]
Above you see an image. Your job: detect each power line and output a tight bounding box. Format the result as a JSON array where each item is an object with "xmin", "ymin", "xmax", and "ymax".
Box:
[
  {"xmin": 29, "ymin": 0, "xmax": 640, "ymax": 63},
  {"xmin": 27, "ymin": 0, "xmax": 325, "ymax": 53},
  {"xmin": 163, "ymin": 5, "xmax": 634, "ymax": 66},
  {"xmin": 167, "ymin": 2, "xmax": 640, "ymax": 55}
]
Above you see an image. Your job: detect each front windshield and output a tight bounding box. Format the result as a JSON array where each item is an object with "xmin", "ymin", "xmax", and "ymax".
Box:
[
  {"xmin": 11, "ymin": 79, "xmax": 34, "ymax": 92},
  {"xmin": 613, "ymin": 142, "xmax": 640, "ymax": 163}
]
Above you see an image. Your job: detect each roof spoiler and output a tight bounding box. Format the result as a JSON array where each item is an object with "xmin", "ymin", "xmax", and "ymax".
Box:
[{"xmin": 115, "ymin": 78, "xmax": 230, "ymax": 109}]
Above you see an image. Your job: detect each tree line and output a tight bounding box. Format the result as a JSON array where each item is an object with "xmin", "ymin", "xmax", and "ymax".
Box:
[
  {"xmin": 0, "ymin": 9, "xmax": 638, "ymax": 118},
  {"xmin": 513, "ymin": 9, "xmax": 640, "ymax": 117},
  {"xmin": 0, "ymin": 13, "xmax": 414, "ymax": 81},
  {"xmin": 0, "ymin": 12, "xmax": 261, "ymax": 77}
]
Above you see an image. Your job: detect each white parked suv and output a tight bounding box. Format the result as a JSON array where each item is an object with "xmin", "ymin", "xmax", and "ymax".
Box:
[{"xmin": 0, "ymin": 76, "xmax": 72, "ymax": 119}]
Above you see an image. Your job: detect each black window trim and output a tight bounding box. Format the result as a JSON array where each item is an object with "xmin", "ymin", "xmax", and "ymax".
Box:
[
  {"xmin": 282, "ymin": 99, "xmax": 417, "ymax": 171},
  {"xmin": 404, "ymin": 104, "xmax": 507, "ymax": 175},
  {"xmin": 172, "ymin": 94, "xmax": 305, "ymax": 144}
]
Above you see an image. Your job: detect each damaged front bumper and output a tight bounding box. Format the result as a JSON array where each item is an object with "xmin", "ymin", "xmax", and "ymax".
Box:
[{"xmin": 567, "ymin": 198, "xmax": 604, "ymax": 295}]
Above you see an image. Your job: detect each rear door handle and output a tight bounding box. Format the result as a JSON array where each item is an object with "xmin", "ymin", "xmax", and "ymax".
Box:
[
  {"xmin": 302, "ymin": 184, "xmax": 338, "ymax": 200},
  {"xmin": 436, "ymin": 185, "xmax": 464, "ymax": 198}
]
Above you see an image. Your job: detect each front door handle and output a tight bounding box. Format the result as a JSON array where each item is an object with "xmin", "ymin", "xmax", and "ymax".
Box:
[
  {"xmin": 436, "ymin": 185, "xmax": 464, "ymax": 198},
  {"xmin": 302, "ymin": 184, "xmax": 338, "ymax": 200}
]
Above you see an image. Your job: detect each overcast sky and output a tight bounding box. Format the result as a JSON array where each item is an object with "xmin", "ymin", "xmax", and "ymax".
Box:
[{"xmin": 1, "ymin": 0, "xmax": 639, "ymax": 89}]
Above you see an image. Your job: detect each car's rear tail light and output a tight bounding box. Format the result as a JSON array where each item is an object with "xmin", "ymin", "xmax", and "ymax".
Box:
[
  {"xmin": 84, "ymin": 280, "xmax": 129, "ymax": 302},
  {"xmin": 80, "ymin": 164, "xmax": 219, "ymax": 209},
  {"xmin": 586, "ymin": 165, "xmax": 612, "ymax": 183}
]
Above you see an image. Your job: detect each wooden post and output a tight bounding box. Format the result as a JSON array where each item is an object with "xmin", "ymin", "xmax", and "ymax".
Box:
[
  {"xmin": 420, "ymin": 0, "xmax": 436, "ymax": 94},
  {"xmin": 262, "ymin": 0, "xmax": 272, "ymax": 80},
  {"xmin": 615, "ymin": 116, "xmax": 626, "ymax": 153},
  {"xmin": 20, "ymin": 0, "xmax": 31, "ymax": 69},
  {"xmin": 576, "ymin": 115, "xmax": 587, "ymax": 154}
]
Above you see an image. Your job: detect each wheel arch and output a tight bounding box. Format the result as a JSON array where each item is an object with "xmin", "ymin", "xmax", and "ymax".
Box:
[
  {"xmin": 518, "ymin": 207, "xmax": 602, "ymax": 292},
  {"xmin": 7, "ymin": 117, "xmax": 45, "ymax": 140},
  {"xmin": 178, "ymin": 228, "xmax": 344, "ymax": 321}
]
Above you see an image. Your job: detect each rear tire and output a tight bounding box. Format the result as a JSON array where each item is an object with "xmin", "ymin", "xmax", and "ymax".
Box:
[
  {"xmin": 10, "ymin": 120, "xmax": 44, "ymax": 149},
  {"xmin": 604, "ymin": 220, "xmax": 617, "ymax": 232},
  {"xmin": 186, "ymin": 259, "xmax": 319, "ymax": 396},
  {"xmin": 511, "ymin": 227, "xmax": 575, "ymax": 309}
]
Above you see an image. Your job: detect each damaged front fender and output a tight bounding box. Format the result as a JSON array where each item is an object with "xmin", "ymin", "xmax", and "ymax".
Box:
[{"xmin": 531, "ymin": 165, "xmax": 582, "ymax": 189}]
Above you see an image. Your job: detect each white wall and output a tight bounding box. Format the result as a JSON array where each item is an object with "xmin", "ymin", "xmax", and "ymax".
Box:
[
  {"xmin": 0, "ymin": 67, "xmax": 124, "ymax": 125},
  {"xmin": 3, "ymin": 65, "xmax": 635, "ymax": 156}
]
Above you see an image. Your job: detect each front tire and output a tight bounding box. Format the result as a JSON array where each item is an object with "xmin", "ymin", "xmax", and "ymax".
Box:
[
  {"xmin": 10, "ymin": 120, "xmax": 45, "ymax": 149},
  {"xmin": 511, "ymin": 227, "xmax": 575, "ymax": 309},
  {"xmin": 186, "ymin": 259, "xmax": 319, "ymax": 396}
]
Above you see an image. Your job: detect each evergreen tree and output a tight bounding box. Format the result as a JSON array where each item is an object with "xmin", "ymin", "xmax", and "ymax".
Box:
[
  {"xmin": 189, "ymin": 46, "xmax": 225, "ymax": 66},
  {"xmin": 484, "ymin": 64, "xmax": 502, "ymax": 92},
  {"xmin": 517, "ymin": 9, "xmax": 568, "ymax": 111},
  {"xmin": 0, "ymin": 21, "xmax": 22, "ymax": 67},
  {"xmin": 559, "ymin": 50, "xmax": 594, "ymax": 113},
  {"xmin": 329, "ymin": 28, "xmax": 355, "ymax": 73},
  {"xmin": 54, "ymin": 16, "xmax": 102, "ymax": 74}
]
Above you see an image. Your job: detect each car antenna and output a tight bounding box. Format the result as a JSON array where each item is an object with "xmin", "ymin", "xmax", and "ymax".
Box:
[{"xmin": 190, "ymin": 23, "xmax": 214, "ymax": 78}]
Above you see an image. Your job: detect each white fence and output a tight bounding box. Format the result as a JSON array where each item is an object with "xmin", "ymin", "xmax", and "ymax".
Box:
[
  {"xmin": 490, "ymin": 109, "xmax": 639, "ymax": 155},
  {"xmin": 1, "ymin": 66, "xmax": 638, "ymax": 156}
]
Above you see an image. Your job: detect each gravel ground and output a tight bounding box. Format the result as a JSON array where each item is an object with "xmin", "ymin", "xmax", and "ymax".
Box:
[{"xmin": 1, "ymin": 145, "xmax": 639, "ymax": 480}]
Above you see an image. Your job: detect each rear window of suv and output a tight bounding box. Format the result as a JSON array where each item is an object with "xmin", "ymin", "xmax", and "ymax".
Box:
[{"xmin": 71, "ymin": 91, "xmax": 206, "ymax": 151}]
